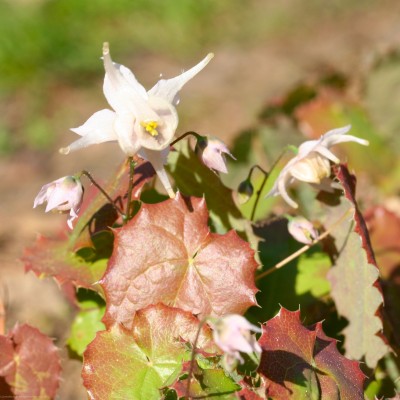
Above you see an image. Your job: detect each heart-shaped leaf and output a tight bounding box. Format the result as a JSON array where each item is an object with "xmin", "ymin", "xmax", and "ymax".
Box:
[
  {"xmin": 0, "ymin": 324, "xmax": 61, "ymax": 399},
  {"xmin": 101, "ymin": 193, "xmax": 258, "ymax": 329},
  {"xmin": 258, "ymin": 307, "xmax": 366, "ymax": 399},
  {"xmin": 82, "ymin": 304, "xmax": 215, "ymax": 400}
]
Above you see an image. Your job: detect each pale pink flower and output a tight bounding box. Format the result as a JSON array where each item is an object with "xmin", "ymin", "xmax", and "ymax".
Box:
[
  {"xmin": 287, "ymin": 216, "xmax": 318, "ymax": 244},
  {"xmin": 60, "ymin": 42, "xmax": 213, "ymax": 198},
  {"xmin": 33, "ymin": 176, "xmax": 84, "ymax": 229},
  {"xmin": 210, "ymin": 314, "xmax": 261, "ymax": 366},
  {"xmin": 197, "ymin": 137, "xmax": 235, "ymax": 173},
  {"xmin": 266, "ymin": 125, "xmax": 369, "ymax": 208}
]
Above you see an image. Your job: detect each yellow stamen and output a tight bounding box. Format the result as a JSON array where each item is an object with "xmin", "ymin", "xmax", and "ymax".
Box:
[{"xmin": 140, "ymin": 121, "xmax": 159, "ymax": 137}]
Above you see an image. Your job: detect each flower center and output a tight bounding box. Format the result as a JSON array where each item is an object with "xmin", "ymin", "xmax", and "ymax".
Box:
[{"xmin": 140, "ymin": 121, "xmax": 159, "ymax": 137}]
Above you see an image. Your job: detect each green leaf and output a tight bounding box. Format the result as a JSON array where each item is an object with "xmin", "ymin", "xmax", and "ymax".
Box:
[
  {"xmin": 295, "ymin": 251, "xmax": 331, "ymax": 298},
  {"xmin": 82, "ymin": 304, "xmax": 215, "ymax": 400},
  {"xmin": 67, "ymin": 291, "xmax": 105, "ymax": 357},
  {"xmin": 322, "ymin": 165, "xmax": 389, "ymax": 368},
  {"xmin": 167, "ymin": 141, "xmax": 245, "ymax": 233}
]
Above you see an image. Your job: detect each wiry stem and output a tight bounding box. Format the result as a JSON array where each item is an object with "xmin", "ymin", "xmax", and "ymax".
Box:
[
  {"xmin": 250, "ymin": 146, "xmax": 293, "ymax": 221},
  {"xmin": 80, "ymin": 171, "xmax": 125, "ymax": 217},
  {"xmin": 186, "ymin": 317, "xmax": 209, "ymax": 399},
  {"xmin": 125, "ymin": 157, "xmax": 136, "ymax": 224},
  {"xmin": 256, "ymin": 207, "xmax": 353, "ymax": 281},
  {"xmin": 171, "ymin": 131, "xmax": 202, "ymax": 147}
]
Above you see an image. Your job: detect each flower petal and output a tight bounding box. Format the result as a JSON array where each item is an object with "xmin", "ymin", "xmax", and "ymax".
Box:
[
  {"xmin": 148, "ymin": 53, "xmax": 214, "ymax": 105},
  {"xmin": 114, "ymin": 112, "xmax": 141, "ymax": 156},
  {"xmin": 103, "ymin": 43, "xmax": 159, "ymax": 121},
  {"xmin": 135, "ymin": 96, "xmax": 178, "ymax": 151},
  {"xmin": 60, "ymin": 109, "xmax": 118, "ymax": 154},
  {"xmin": 139, "ymin": 148, "xmax": 175, "ymax": 198}
]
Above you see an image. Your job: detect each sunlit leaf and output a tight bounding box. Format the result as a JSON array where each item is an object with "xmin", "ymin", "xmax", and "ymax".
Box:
[
  {"xmin": 258, "ymin": 307, "xmax": 366, "ymax": 399},
  {"xmin": 0, "ymin": 324, "xmax": 61, "ymax": 399},
  {"xmin": 82, "ymin": 304, "xmax": 214, "ymax": 400},
  {"xmin": 323, "ymin": 165, "xmax": 389, "ymax": 368},
  {"xmin": 101, "ymin": 193, "xmax": 258, "ymax": 329}
]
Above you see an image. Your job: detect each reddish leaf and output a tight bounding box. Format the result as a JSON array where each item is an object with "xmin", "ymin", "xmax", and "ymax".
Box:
[
  {"xmin": 22, "ymin": 160, "xmax": 154, "ymax": 291},
  {"xmin": 364, "ymin": 206, "xmax": 400, "ymax": 350},
  {"xmin": 326, "ymin": 165, "xmax": 388, "ymax": 367},
  {"xmin": 364, "ymin": 206, "xmax": 400, "ymax": 279},
  {"xmin": 22, "ymin": 233, "xmax": 106, "ymax": 289},
  {"xmin": 258, "ymin": 307, "xmax": 366, "ymax": 400},
  {"xmin": 82, "ymin": 304, "xmax": 215, "ymax": 400},
  {"xmin": 0, "ymin": 324, "xmax": 61, "ymax": 399},
  {"xmin": 101, "ymin": 193, "xmax": 258, "ymax": 329}
]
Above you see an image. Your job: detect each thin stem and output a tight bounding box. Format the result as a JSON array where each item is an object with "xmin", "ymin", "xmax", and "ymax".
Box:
[
  {"xmin": 186, "ymin": 317, "xmax": 209, "ymax": 399},
  {"xmin": 0, "ymin": 285, "xmax": 8, "ymax": 336},
  {"xmin": 81, "ymin": 171, "xmax": 125, "ymax": 217},
  {"xmin": 256, "ymin": 207, "xmax": 353, "ymax": 281},
  {"xmin": 125, "ymin": 157, "xmax": 135, "ymax": 224},
  {"xmin": 250, "ymin": 147, "xmax": 293, "ymax": 222},
  {"xmin": 171, "ymin": 131, "xmax": 202, "ymax": 147}
]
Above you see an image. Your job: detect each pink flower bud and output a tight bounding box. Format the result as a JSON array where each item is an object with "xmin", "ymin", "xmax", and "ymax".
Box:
[
  {"xmin": 33, "ymin": 176, "xmax": 84, "ymax": 229},
  {"xmin": 287, "ymin": 216, "xmax": 318, "ymax": 244},
  {"xmin": 210, "ymin": 314, "xmax": 261, "ymax": 367},
  {"xmin": 196, "ymin": 137, "xmax": 235, "ymax": 173}
]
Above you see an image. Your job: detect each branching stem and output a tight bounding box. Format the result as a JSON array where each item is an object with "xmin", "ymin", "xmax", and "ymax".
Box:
[
  {"xmin": 80, "ymin": 171, "xmax": 125, "ymax": 217},
  {"xmin": 186, "ymin": 317, "xmax": 209, "ymax": 399},
  {"xmin": 256, "ymin": 207, "xmax": 353, "ymax": 281}
]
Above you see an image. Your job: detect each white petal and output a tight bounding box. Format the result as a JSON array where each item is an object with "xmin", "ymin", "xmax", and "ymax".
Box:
[
  {"xmin": 278, "ymin": 173, "xmax": 298, "ymax": 208},
  {"xmin": 148, "ymin": 53, "xmax": 214, "ymax": 105},
  {"xmin": 60, "ymin": 109, "xmax": 118, "ymax": 154},
  {"xmin": 140, "ymin": 148, "xmax": 175, "ymax": 198},
  {"xmin": 313, "ymin": 146, "xmax": 340, "ymax": 163},
  {"xmin": 322, "ymin": 125, "xmax": 352, "ymax": 140},
  {"xmin": 135, "ymin": 96, "xmax": 178, "ymax": 151},
  {"xmin": 114, "ymin": 113, "xmax": 141, "ymax": 156},
  {"xmin": 102, "ymin": 43, "xmax": 158, "ymax": 121}
]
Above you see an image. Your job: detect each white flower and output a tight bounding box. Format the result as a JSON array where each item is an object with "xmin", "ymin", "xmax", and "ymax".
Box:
[
  {"xmin": 196, "ymin": 136, "xmax": 235, "ymax": 173},
  {"xmin": 210, "ymin": 314, "xmax": 261, "ymax": 367},
  {"xmin": 33, "ymin": 176, "xmax": 84, "ymax": 229},
  {"xmin": 287, "ymin": 216, "xmax": 318, "ymax": 244},
  {"xmin": 266, "ymin": 125, "xmax": 369, "ymax": 208},
  {"xmin": 60, "ymin": 42, "xmax": 213, "ymax": 198}
]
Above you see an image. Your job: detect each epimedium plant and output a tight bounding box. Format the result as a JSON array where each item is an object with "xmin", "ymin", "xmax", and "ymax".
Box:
[{"xmin": 1, "ymin": 42, "xmax": 398, "ymax": 399}]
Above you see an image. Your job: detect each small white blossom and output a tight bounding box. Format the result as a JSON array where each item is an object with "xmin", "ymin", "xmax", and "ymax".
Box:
[
  {"xmin": 210, "ymin": 314, "xmax": 261, "ymax": 368},
  {"xmin": 266, "ymin": 125, "xmax": 369, "ymax": 208},
  {"xmin": 197, "ymin": 137, "xmax": 235, "ymax": 173},
  {"xmin": 60, "ymin": 42, "xmax": 213, "ymax": 198},
  {"xmin": 287, "ymin": 216, "xmax": 318, "ymax": 244},
  {"xmin": 33, "ymin": 176, "xmax": 84, "ymax": 229}
]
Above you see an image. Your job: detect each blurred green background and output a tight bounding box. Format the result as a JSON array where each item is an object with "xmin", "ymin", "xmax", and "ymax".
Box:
[{"xmin": 1, "ymin": 0, "xmax": 399, "ymax": 154}]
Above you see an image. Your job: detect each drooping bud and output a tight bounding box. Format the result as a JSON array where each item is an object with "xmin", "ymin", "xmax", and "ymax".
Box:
[
  {"xmin": 237, "ymin": 179, "xmax": 254, "ymax": 204},
  {"xmin": 287, "ymin": 215, "xmax": 318, "ymax": 244},
  {"xmin": 196, "ymin": 136, "xmax": 235, "ymax": 174},
  {"xmin": 209, "ymin": 314, "xmax": 261, "ymax": 370},
  {"xmin": 33, "ymin": 176, "xmax": 84, "ymax": 229}
]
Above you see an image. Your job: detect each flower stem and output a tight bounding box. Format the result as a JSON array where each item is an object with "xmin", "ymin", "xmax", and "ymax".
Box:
[
  {"xmin": 186, "ymin": 317, "xmax": 209, "ymax": 399},
  {"xmin": 0, "ymin": 285, "xmax": 7, "ymax": 336},
  {"xmin": 255, "ymin": 207, "xmax": 353, "ymax": 281},
  {"xmin": 171, "ymin": 131, "xmax": 202, "ymax": 147},
  {"xmin": 249, "ymin": 165, "xmax": 269, "ymax": 222},
  {"xmin": 125, "ymin": 157, "xmax": 136, "ymax": 224},
  {"xmin": 80, "ymin": 171, "xmax": 125, "ymax": 217}
]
